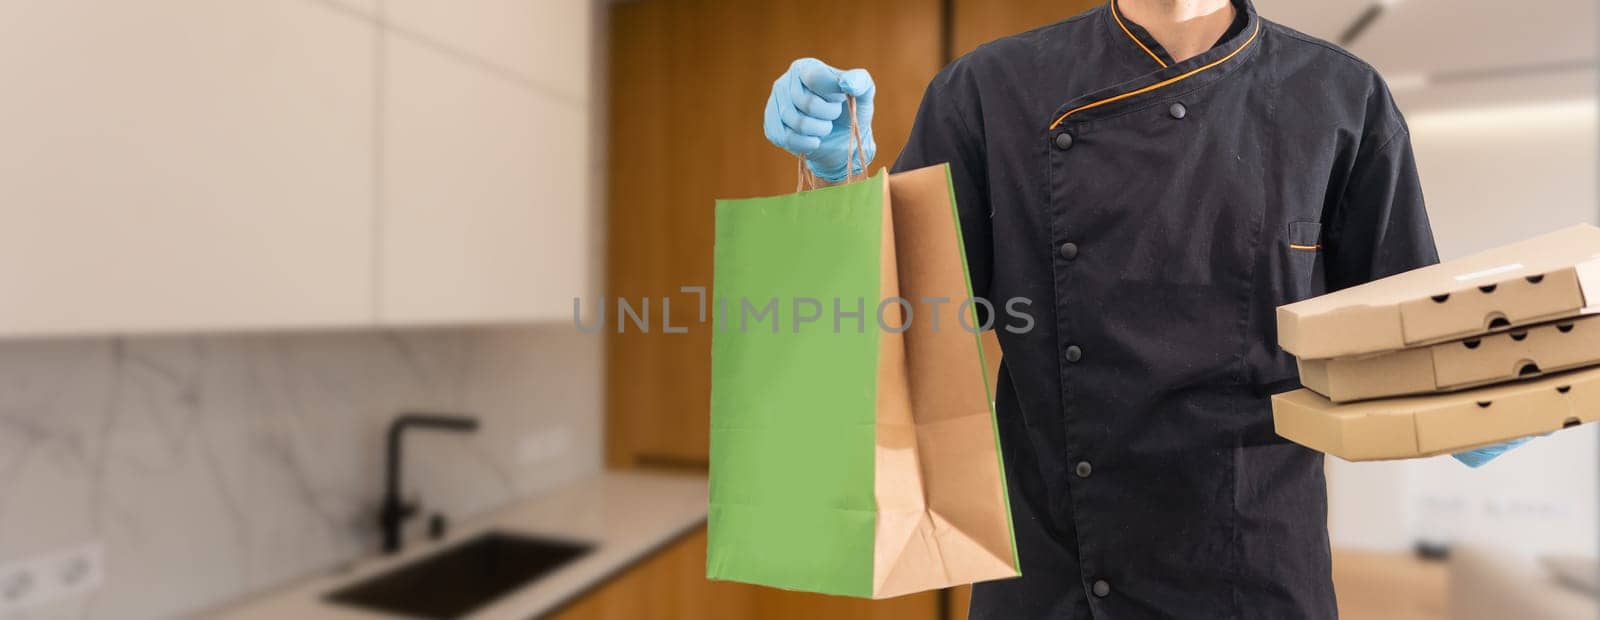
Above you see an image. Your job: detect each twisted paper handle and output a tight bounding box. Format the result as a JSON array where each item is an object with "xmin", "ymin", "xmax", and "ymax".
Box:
[{"xmin": 796, "ymin": 96, "xmax": 866, "ymax": 191}]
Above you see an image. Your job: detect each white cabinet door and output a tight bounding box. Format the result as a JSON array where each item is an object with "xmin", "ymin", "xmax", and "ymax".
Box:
[
  {"xmin": 379, "ymin": 28, "xmax": 590, "ymax": 325},
  {"xmin": 0, "ymin": 1, "xmax": 375, "ymax": 336},
  {"xmin": 384, "ymin": 0, "xmax": 594, "ymax": 101}
]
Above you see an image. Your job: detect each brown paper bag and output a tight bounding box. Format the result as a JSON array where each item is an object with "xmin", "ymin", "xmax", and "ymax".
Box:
[{"xmin": 708, "ymin": 162, "xmax": 1020, "ymax": 598}]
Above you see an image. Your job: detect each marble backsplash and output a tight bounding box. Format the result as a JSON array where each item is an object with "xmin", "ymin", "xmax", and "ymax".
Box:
[{"xmin": 0, "ymin": 325, "xmax": 603, "ymax": 620}]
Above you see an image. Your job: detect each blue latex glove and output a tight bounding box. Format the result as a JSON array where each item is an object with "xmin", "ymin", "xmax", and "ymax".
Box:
[
  {"xmin": 763, "ymin": 58, "xmax": 877, "ymax": 183},
  {"xmin": 1451, "ymin": 436, "xmax": 1535, "ymax": 468}
]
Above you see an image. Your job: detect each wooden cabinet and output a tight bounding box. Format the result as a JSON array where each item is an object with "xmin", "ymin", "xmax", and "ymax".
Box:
[
  {"xmin": 0, "ymin": 0, "xmax": 375, "ymax": 337},
  {"xmin": 383, "ymin": 0, "xmax": 593, "ymax": 102},
  {"xmin": 951, "ymin": 0, "xmax": 1100, "ymax": 57},
  {"xmin": 548, "ymin": 528, "xmax": 940, "ymax": 620},
  {"xmin": 604, "ymin": 0, "xmax": 942, "ymax": 468},
  {"xmin": 1332, "ymin": 550, "xmax": 1448, "ymax": 620}
]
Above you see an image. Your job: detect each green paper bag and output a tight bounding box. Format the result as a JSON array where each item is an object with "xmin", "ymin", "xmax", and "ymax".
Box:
[{"xmin": 707, "ymin": 164, "xmax": 1019, "ymax": 599}]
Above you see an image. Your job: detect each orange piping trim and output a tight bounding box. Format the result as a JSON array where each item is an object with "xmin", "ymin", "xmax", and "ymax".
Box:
[
  {"xmin": 1288, "ymin": 244, "xmax": 1321, "ymax": 251},
  {"xmin": 1111, "ymin": 1, "xmax": 1168, "ymax": 69},
  {"xmin": 1050, "ymin": 20, "xmax": 1261, "ymax": 130}
]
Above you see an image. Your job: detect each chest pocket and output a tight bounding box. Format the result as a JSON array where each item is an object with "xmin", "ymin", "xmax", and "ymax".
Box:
[{"xmin": 1284, "ymin": 221, "xmax": 1324, "ymax": 302}]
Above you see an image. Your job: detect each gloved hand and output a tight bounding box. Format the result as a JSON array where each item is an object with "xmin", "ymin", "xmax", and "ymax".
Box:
[
  {"xmin": 764, "ymin": 58, "xmax": 877, "ymax": 183},
  {"xmin": 1451, "ymin": 436, "xmax": 1535, "ymax": 468}
]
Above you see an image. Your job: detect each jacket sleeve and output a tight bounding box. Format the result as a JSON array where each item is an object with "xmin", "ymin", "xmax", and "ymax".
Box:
[
  {"xmin": 1323, "ymin": 126, "xmax": 1440, "ymax": 291},
  {"xmin": 891, "ymin": 65, "xmax": 995, "ymax": 316}
]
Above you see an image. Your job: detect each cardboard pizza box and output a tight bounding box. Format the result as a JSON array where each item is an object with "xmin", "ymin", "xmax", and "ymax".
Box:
[
  {"xmin": 1278, "ymin": 224, "xmax": 1600, "ymax": 360},
  {"xmin": 1299, "ymin": 315, "xmax": 1600, "ymax": 402},
  {"xmin": 1272, "ymin": 366, "xmax": 1600, "ymax": 461}
]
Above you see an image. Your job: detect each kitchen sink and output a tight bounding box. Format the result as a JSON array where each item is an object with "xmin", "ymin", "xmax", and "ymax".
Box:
[{"xmin": 325, "ymin": 531, "xmax": 593, "ymax": 619}]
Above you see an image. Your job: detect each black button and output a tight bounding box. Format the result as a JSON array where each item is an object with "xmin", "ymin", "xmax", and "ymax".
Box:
[
  {"xmin": 1093, "ymin": 580, "xmax": 1111, "ymax": 597},
  {"xmin": 1054, "ymin": 132, "xmax": 1074, "ymax": 150},
  {"xmin": 1065, "ymin": 345, "xmax": 1083, "ymax": 363},
  {"xmin": 1058, "ymin": 242, "xmax": 1079, "ymax": 260},
  {"xmin": 1075, "ymin": 461, "xmax": 1092, "ymax": 478},
  {"xmin": 1169, "ymin": 102, "xmax": 1187, "ymax": 119}
]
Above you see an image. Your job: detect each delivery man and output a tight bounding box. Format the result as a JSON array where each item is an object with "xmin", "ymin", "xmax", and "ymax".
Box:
[{"xmin": 763, "ymin": 0, "xmax": 1525, "ymax": 617}]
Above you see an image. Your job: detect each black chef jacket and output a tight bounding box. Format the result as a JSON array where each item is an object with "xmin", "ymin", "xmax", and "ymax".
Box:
[{"xmin": 890, "ymin": 1, "xmax": 1438, "ymax": 617}]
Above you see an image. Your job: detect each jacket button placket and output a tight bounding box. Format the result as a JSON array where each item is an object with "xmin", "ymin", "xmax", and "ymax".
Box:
[{"xmin": 1052, "ymin": 119, "xmax": 1103, "ymax": 612}]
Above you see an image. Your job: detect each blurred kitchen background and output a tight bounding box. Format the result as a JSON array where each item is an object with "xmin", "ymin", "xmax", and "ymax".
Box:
[{"xmin": 0, "ymin": 1, "xmax": 1594, "ymax": 619}]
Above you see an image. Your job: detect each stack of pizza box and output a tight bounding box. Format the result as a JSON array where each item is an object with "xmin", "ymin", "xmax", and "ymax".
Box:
[{"xmin": 1272, "ymin": 224, "xmax": 1600, "ymax": 461}]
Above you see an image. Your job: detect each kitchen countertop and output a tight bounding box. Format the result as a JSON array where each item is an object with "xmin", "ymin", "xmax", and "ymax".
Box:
[{"xmin": 210, "ymin": 470, "xmax": 709, "ymax": 620}]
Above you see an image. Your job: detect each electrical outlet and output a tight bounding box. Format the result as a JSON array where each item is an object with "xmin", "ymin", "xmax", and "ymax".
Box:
[{"xmin": 0, "ymin": 542, "xmax": 102, "ymax": 613}]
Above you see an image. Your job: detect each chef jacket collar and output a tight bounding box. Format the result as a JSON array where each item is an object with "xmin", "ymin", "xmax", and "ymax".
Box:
[
  {"xmin": 1051, "ymin": 0, "xmax": 1261, "ymax": 129},
  {"xmin": 1107, "ymin": 0, "xmax": 1251, "ymax": 69}
]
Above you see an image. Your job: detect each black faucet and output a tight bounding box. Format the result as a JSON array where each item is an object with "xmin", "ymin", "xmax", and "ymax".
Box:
[{"xmin": 380, "ymin": 413, "xmax": 479, "ymax": 554}]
